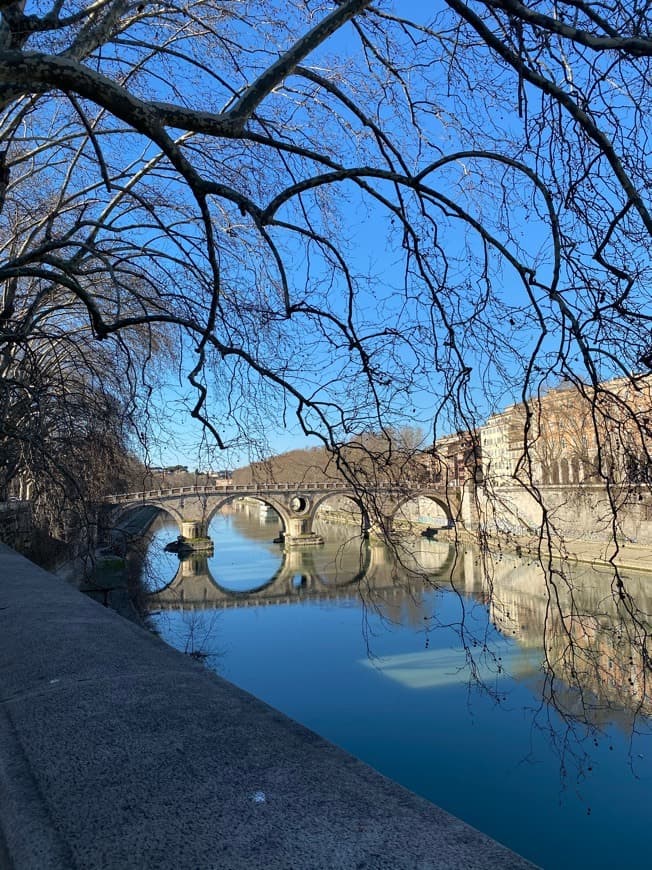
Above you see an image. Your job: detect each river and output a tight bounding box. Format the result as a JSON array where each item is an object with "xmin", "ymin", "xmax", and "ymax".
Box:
[{"xmin": 135, "ymin": 501, "xmax": 652, "ymax": 869}]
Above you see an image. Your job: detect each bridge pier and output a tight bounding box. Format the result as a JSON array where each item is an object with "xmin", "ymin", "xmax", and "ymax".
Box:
[
  {"xmin": 178, "ymin": 520, "xmax": 214, "ymax": 553},
  {"xmin": 283, "ymin": 516, "xmax": 324, "ymax": 548}
]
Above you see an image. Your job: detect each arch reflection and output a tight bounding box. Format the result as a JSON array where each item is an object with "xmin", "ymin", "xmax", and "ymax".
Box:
[{"xmin": 145, "ymin": 536, "xmax": 457, "ymax": 612}]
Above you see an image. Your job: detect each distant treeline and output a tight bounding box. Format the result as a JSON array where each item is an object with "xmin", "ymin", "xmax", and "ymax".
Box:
[{"xmin": 232, "ymin": 430, "xmax": 432, "ymax": 487}]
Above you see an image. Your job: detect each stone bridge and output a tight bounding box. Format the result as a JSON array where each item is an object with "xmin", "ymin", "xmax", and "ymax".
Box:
[{"xmin": 104, "ymin": 482, "xmax": 461, "ymax": 547}]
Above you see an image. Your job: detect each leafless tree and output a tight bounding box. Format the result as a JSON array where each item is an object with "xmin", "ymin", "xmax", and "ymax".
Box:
[
  {"xmin": 0, "ymin": 281, "xmax": 148, "ymax": 547},
  {"xmin": 1, "ymin": 1, "xmax": 650, "ymax": 461},
  {"xmin": 2, "ymin": 0, "xmax": 652, "ymax": 737}
]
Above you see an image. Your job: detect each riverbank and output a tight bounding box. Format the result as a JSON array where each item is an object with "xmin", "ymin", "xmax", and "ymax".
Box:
[
  {"xmin": 0, "ymin": 543, "xmax": 537, "ymax": 869},
  {"xmin": 324, "ymin": 509, "xmax": 652, "ymax": 574},
  {"xmin": 54, "ymin": 504, "xmax": 163, "ymax": 624},
  {"xmin": 430, "ymin": 526, "xmax": 652, "ymax": 574}
]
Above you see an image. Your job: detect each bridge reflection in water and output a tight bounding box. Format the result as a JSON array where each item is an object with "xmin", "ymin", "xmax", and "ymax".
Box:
[
  {"xmin": 146, "ymin": 528, "xmax": 458, "ymax": 612},
  {"xmin": 141, "ymin": 505, "xmax": 652, "ymax": 730}
]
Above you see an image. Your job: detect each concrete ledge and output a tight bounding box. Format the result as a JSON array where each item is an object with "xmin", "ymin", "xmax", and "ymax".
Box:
[{"xmin": 0, "ymin": 544, "xmax": 537, "ymax": 869}]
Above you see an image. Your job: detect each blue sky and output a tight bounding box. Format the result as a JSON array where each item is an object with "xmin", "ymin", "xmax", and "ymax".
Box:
[{"xmin": 123, "ymin": 1, "xmax": 641, "ymax": 470}]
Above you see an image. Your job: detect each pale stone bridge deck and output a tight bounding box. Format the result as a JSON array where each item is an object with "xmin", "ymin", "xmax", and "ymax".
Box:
[{"xmin": 105, "ymin": 481, "xmax": 461, "ymax": 547}]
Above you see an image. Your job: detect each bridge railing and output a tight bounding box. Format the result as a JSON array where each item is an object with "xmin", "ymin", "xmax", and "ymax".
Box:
[
  {"xmin": 104, "ymin": 481, "xmax": 443, "ymax": 504},
  {"xmin": 104, "ymin": 482, "xmax": 358, "ymax": 503}
]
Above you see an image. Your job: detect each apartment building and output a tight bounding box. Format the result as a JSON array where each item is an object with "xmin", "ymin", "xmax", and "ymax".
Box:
[
  {"xmin": 478, "ymin": 376, "xmax": 652, "ymax": 487},
  {"xmin": 431, "ymin": 430, "xmax": 482, "ymax": 487}
]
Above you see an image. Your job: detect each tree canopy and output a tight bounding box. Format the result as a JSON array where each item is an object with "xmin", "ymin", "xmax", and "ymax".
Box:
[{"xmin": 1, "ymin": 0, "xmax": 652, "ymax": 499}]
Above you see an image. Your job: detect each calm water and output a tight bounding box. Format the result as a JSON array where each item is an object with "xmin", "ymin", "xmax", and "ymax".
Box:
[{"xmin": 137, "ymin": 502, "xmax": 652, "ymax": 869}]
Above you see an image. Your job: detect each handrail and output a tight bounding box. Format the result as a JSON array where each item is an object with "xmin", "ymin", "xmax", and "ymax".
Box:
[{"xmin": 103, "ymin": 481, "xmax": 446, "ymax": 503}]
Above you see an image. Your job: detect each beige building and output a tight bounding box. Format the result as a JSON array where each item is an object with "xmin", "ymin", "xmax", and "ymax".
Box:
[
  {"xmin": 480, "ymin": 407, "xmax": 525, "ymax": 485},
  {"xmin": 430, "ymin": 377, "xmax": 652, "ymax": 542},
  {"xmin": 479, "ymin": 376, "xmax": 652, "ymax": 489},
  {"xmin": 431, "ymin": 431, "xmax": 482, "ymax": 487}
]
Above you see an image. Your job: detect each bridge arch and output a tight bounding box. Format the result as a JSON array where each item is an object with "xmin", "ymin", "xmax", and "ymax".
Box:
[
  {"xmin": 203, "ymin": 494, "xmax": 292, "ymax": 532},
  {"xmin": 110, "ymin": 502, "xmax": 184, "ymax": 536},
  {"xmin": 389, "ymin": 491, "xmax": 453, "ymax": 533},
  {"xmin": 311, "ymin": 490, "xmax": 371, "ymax": 535}
]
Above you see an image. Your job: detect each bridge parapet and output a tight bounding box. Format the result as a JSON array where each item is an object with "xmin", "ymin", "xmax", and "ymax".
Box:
[
  {"xmin": 105, "ymin": 481, "xmax": 361, "ymax": 504},
  {"xmin": 104, "ymin": 482, "xmax": 462, "ymax": 547}
]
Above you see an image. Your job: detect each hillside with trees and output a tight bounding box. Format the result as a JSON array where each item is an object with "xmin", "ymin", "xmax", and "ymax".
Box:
[{"xmin": 233, "ymin": 428, "xmax": 432, "ymax": 487}]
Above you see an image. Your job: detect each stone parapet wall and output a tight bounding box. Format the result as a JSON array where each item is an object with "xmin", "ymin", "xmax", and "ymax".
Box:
[{"xmin": 475, "ymin": 484, "xmax": 652, "ymax": 545}]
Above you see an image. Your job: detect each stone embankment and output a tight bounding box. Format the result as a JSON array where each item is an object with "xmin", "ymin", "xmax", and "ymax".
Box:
[
  {"xmin": 0, "ymin": 543, "xmax": 538, "ymax": 869},
  {"xmin": 108, "ymin": 504, "xmax": 162, "ymax": 546},
  {"xmin": 438, "ymin": 526, "xmax": 652, "ymax": 574}
]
